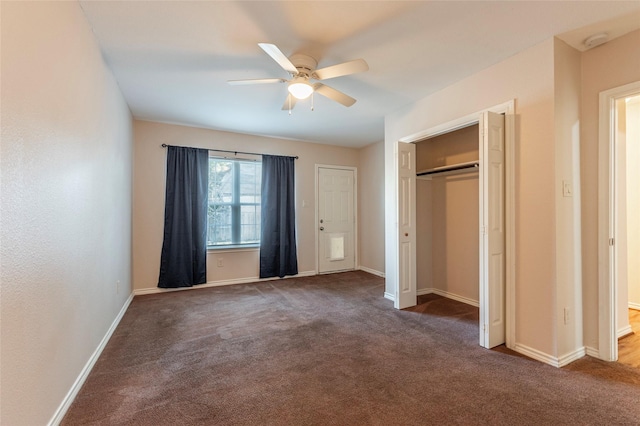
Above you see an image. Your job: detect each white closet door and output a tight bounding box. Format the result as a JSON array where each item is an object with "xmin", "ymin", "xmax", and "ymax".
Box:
[
  {"xmin": 396, "ymin": 141, "xmax": 417, "ymax": 309},
  {"xmin": 479, "ymin": 111, "xmax": 506, "ymax": 348}
]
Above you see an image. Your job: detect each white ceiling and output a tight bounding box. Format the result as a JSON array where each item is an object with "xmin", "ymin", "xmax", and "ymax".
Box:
[{"xmin": 79, "ymin": 1, "xmax": 640, "ymax": 148}]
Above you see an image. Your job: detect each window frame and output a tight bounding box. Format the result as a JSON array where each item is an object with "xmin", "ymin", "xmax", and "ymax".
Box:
[{"xmin": 207, "ymin": 156, "xmax": 261, "ymax": 249}]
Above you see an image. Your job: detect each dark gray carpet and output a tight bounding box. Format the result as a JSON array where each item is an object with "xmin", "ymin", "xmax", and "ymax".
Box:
[{"xmin": 63, "ymin": 271, "xmax": 640, "ymax": 425}]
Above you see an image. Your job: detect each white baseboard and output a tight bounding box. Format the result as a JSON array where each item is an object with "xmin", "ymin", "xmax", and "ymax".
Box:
[
  {"xmin": 513, "ymin": 343, "xmax": 560, "ymax": 367},
  {"xmin": 557, "ymin": 347, "xmax": 586, "ymax": 367},
  {"xmin": 358, "ymin": 266, "xmax": 385, "ymax": 278},
  {"xmin": 585, "ymin": 346, "xmax": 599, "ymax": 358},
  {"xmin": 384, "ymin": 288, "xmax": 479, "ymax": 306},
  {"xmin": 512, "ymin": 343, "xmax": 585, "ymax": 368},
  {"xmin": 629, "ymin": 301, "xmax": 640, "ymax": 311},
  {"xmin": 618, "ymin": 324, "xmax": 633, "ymax": 339},
  {"xmin": 134, "ymin": 270, "xmax": 317, "ymax": 296},
  {"xmin": 417, "ymin": 287, "xmax": 479, "ymax": 308},
  {"xmin": 48, "ymin": 293, "xmax": 134, "ymax": 426}
]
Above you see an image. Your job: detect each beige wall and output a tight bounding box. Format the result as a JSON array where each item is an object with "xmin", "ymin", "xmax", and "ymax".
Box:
[
  {"xmin": 358, "ymin": 141, "xmax": 385, "ymax": 275},
  {"xmin": 580, "ymin": 29, "xmax": 640, "ymax": 349},
  {"xmin": 0, "ymin": 2, "xmax": 133, "ymax": 425},
  {"xmin": 386, "ymin": 39, "xmax": 559, "ymax": 356},
  {"xmin": 416, "ymin": 178, "xmax": 434, "ymax": 291},
  {"xmin": 415, "ymin": 125, "xmax": 479, "ymax": 171},
  {"xmin": 133, "ymin": 120, "xmax": 360, "ymax": 291},
  {"xmin": 553, "ymin": 38, "xmax": 583, "ymax": 357},
  {"xmin": 627, "ymin": 96, "xmax": 640, "ymax": 310},
  {"xmin": 415, "ymin": 126, "xmax": 479, "ymax": 303}
]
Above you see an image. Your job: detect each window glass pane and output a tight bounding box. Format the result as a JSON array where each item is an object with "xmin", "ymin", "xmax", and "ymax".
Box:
[
  {"xmin": 240, "ymin": 204, "xmax": 261, "ymax": 243},
  {"xmin": 209, "ymin": 159, "xmax": 233, "ymax": 203},
  {"xmin": 239, "ymin": 162, "xmax": 261, "ymax": 203},
  {"xmin": 207, "ymin": 204, "xmax": 232, "ymax": 245},
  {"xmin": 207, "ymin": 158, "xmax": 262, "ymax": 247}
]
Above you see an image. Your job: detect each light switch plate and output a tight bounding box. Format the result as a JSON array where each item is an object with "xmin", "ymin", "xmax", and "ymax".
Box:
[{"xmin": 563, "ymin": 180, "xmax": 572, "ymax": 197}]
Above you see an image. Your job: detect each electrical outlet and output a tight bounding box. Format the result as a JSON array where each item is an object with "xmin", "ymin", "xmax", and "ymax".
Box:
[{"xmin": 217, "ymin": 258, "xmax": 224, "ymax": 268}]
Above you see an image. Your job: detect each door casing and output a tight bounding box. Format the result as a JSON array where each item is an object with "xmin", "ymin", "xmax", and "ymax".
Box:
[{"xmin": 598, "ymin": 81, "xmax": 640, "ymax": 361}]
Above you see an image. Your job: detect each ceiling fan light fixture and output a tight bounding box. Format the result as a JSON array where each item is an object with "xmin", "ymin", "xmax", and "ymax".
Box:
[
  {"xmin": 230, "ymin": 43, "xmax": 367, "ymax": 109},
  {"xmin": 288, "ymin": 79, "xmax": 313, "ymax": 100}
]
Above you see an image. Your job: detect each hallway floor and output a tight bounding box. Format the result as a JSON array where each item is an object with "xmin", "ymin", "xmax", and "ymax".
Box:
[{"xmin": 618, "ymin": 309, "xmax": 640, "ymax": 369}]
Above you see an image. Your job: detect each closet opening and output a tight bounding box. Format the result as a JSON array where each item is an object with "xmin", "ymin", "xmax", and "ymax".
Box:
[
  {"xmin": 415, "ymin": 123, "xmax": 480, "ymax": 307},
  {"xmin": 394, "ymin": 101, "xmax": 514, "ymax": 349},
  {"xmin": 415, "ymin": 123, "xmax": 482, "ymax": 335}
]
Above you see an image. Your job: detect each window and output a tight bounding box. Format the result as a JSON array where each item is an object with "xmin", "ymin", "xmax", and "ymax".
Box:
[{"xmin": 207, "ymin": 157, "xmax": 261, "ymax": 247}]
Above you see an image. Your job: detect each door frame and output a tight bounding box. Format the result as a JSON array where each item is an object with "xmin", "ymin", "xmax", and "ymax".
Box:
[
  {"xmin": 397, "ymin": 99, "xmax": 516, "ymax": 349},
  {"xmin": 598, "ymin": 80, "xmax": 640, "ymax": 361},
  {"xmin": 315, "ymin": 164, "xmax": 358, "ymax": 275}
]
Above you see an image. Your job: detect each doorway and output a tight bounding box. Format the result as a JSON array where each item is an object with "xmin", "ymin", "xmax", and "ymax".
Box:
[
  {"xmin": 598, "ymin": 81, "xmax": 640, "ymax": 362},
  {"xmin": 316, "ymin": 165, "xmax": 357, "ymax": 274},
  {"xmin": 614, "ymin": 93, "xmax": 640, "ymax": 368}
]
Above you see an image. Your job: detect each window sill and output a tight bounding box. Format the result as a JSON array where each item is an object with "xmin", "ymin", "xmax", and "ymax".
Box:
[{"xmin": 207, "ymin": 244, "xmax": 260, "ymax": 253}]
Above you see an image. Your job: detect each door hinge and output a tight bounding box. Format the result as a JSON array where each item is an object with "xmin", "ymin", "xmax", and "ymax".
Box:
[
  {"xmin": 483, "ymin": 324, "xmax": 486, "ymax": 332},
  {"xmin": 609, "ymin": 238, "xmax": 615, "ymax": 246}
]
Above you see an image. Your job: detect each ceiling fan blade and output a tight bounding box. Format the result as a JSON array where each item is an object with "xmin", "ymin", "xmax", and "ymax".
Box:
[
  {"xmin": 258, "ymin": 43, "xmax": 298, "ymax": 75},
  {"xmin": 281, "ymin": 94, "xmax": 298, "ymax": 111},
  {"xmin": 312, "ymin": 59, "xmax": 368, "ymax": 81},
  {"xmin": 227, "ymin": 78, "xmax": 287, "ymax": 85},
  {"xmin": 313, "ymin": 83, "xmax": 356, "ymax": 107}
]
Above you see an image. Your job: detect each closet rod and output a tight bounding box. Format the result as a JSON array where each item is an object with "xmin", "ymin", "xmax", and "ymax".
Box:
[
  {"xmin": 161, "ymin": 144, "xmax": 298, "ymax": 159},
  {"xmin": 416, "ymin": 161, "xmax": 478, "ymax": 177}
]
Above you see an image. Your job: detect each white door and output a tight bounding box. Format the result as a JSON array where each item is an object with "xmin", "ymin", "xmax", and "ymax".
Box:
[
  {"xmin": 318, "ymin": 167, "xmax": 355, "ymax": 273},
  {"xmin": 479, "ymin": 111, "xmax": 506, "ymax": 348},
  {"xmin": 396, "ymin": 142, "xmax": 417, "ymax": 309}
]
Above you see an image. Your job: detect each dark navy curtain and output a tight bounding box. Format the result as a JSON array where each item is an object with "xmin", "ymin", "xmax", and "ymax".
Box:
[
  {"xmin": 260, "ymin": 155, "xmax": 298, "ymax": 278},
  {"xmin": 158, "ymin": 146, "xmax": 209, "ymax": 288}
]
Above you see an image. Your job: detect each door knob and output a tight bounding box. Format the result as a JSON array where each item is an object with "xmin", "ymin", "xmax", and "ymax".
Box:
[{"xmin": 320, "ymin": 227, "xmax": 324, "ymax": 231}]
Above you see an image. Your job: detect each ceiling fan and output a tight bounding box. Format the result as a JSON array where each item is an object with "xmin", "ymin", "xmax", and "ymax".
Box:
[{"xmin": 228, "ymin": 43, "xmax": 368, "ymax": 110}]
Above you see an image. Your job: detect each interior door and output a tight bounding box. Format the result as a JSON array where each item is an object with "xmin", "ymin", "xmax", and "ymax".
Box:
[
  {"xmin": 396, "ymin": 141, "xmax": 417, "ymax": 309},
  {"xmin": 318, "ymin": 167, "xmax": 355, "ymax": 273},
  {"xmin": 479, "ymin": 111, "xmax": 506, "ymax": 348}
]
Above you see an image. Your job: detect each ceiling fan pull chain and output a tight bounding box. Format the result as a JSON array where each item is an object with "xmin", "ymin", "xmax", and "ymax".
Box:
[
  {"xmin": 289, "ymin": 95, "xmax": 292, "ymax": 115},
  {"xmin": 311, "ymin": 92, "xmax": 314, "ymax": 111}
]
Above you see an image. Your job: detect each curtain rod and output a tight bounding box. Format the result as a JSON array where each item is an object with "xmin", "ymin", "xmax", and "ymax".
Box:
[{"xmin": 161, "ymin": 144, "xmax": 298, "ymax": 160}]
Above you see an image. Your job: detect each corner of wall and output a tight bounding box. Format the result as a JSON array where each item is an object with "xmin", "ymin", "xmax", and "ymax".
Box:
[{"xmin": 553, "ymin": 37, "xmax": 584, "ymax": 358}]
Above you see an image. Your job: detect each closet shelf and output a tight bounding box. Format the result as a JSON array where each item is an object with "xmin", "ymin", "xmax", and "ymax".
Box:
[{"xmin": 416, "ymin": 161, "xmax": 479, "ymax": 179}]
